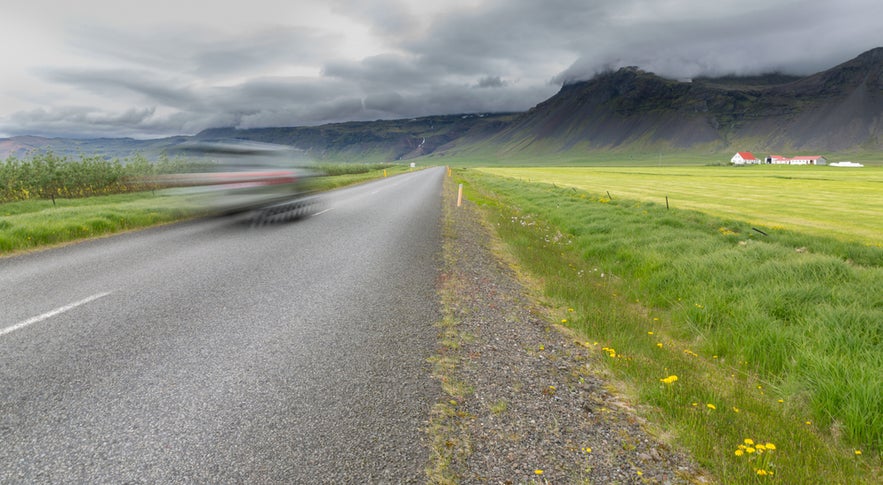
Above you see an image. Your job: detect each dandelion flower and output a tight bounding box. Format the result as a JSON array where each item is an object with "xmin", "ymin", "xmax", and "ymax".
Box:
[
  {"xmin": 765, "ymin": 443, "xmax": 776, "ymax": 450},
  {"xmin": 707, "ymin": 403, "xmax": 717, "ymax": 410},
  {"xmin": 561, "ymin": 319, "xmax": 568, "ymax": 324},
  {"xmin": 855, "ymin": 450, "xmax": 862, "ymax": 455},
  {"xmin": 744, "ymin": 439, "xmax": 754, "ymax": 446},
  {"xmin": 746, "ymin": 447, "xmax": 756, "ymax": 454},
  {"xmin": 756, "ymin": 469, "xmax": 768, "ymax": 476},
  {"xmin": 656, "ymin": 343, "xmax": 663, "ymax": 348},
  {"xmin": 732, "ymin": 407, "xmax": 740, "ymax": 413},
  {"xmin": 535, "ymin": 469, "xmax": 544, "ymax": 475},
  {"xmin": 735, "ymin": 449, "xmax": 744, "ymax": 457},
  {"xmin": 778, "ymin": 399, "xmax": 784, "ymax": 403},
  {"xmin": 647, "ymin": 331, "xmax": 654, "ymax": 335},
  {"xmin": 660, "ymin": 375, "xmax": 678, "ymax": 384},
  {"xmin": 582, "ymin": 447, "xmax": 592, "ymax": 453}
]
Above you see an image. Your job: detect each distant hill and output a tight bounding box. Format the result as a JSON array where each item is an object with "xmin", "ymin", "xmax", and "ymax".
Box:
[
  {"xmin": 479, "ymin": 47, "xmax": 883, "ymax": 155},
  {"xmin": 2, "ymin": 48, "xmax": 880, "ymax": 162},
  {"xmin": 0, "ymin": 114, "xmax": 515, "ymax": 162}
]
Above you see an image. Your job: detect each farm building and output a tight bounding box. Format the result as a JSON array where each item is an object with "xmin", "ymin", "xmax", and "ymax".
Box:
[
  {"xmin": 764, "ymin": 155, "xmax": 827, "ymax": 165},
  {"xmin": 731, "ymin": 152, "xmax": 760, "ymax": 165}
]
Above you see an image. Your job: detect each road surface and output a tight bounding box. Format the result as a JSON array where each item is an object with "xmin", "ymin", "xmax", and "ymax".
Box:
[{"xmin": 0, "ymin": 167, "xmax": 445, "ymax": 483}]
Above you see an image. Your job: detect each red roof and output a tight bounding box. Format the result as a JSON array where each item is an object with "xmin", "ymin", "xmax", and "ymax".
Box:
[{"xmin": 736, "ymin": 151, "xmax": 758, "ymax": 160}]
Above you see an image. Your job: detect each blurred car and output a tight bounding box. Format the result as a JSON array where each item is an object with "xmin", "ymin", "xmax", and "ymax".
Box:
[{"xmin": 158, "ymin": 140, "xmax": 323, "ymax": 217}]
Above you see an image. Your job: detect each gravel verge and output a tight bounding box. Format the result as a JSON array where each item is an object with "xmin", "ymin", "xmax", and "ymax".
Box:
[{"xmin": 428, "ymin": 176, "xmax": 710, "ymax": 484}]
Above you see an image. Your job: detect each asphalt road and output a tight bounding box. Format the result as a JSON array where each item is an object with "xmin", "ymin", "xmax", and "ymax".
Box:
[{"xmin": 0, "ymin": 167, "xmax": 445, "ymax": 483}]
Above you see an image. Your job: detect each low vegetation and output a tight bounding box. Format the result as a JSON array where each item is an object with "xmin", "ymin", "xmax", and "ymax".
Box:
[
  {"xmin": 0, "ymin": 192, "xmax": 198, "ymax": 253},
  {"xmin": 455, "ymin": 167, "xmax": 881, "ymax": 483},
  {"xmin": 0, "ymin": 160, "xmax": 408, "ymax": 255},
  {"xmin": 480, "ymin": 165, "xmax": 883, "ymax": 246},
  {"xmin": 0, "ymin": 152, "xmax": 200, "ymax": 204}
]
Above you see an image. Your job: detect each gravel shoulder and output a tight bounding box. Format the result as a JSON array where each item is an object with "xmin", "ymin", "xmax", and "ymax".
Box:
[{"xmin": 428, "ymin": 176, "xmax": 710, "ymax": 484}]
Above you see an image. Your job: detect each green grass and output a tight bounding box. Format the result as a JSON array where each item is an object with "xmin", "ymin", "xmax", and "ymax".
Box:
[
  {"xmin": 479, "ymin": 165, "xmax": 883, "ymax": 246},
  {"xmin": 0, "ymin": 192, "xmax": 201, "ymax": 254},
  {"xmin": 0, "ymin": 166, "xmax": 408, "ymax": 256},
  {"xmin": 455, "ymin": 167, "xmax": 882, "ymax": 483}
]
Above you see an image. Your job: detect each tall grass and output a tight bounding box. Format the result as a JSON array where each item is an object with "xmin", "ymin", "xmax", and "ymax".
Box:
[
  {"xmin": 0, "ymin": 152, "xmax": 200, "ymax": 203},
  {"xmin": 456, "ymin": 168, "xmax": 881, "ymax": 483}
]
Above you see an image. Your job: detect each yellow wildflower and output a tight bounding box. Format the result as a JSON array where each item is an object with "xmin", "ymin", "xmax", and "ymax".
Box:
[
  {"xmin": 660, "ymin": 375, "xmax": 678, "ymax": 384},
  {"xmin": 534, "ymin": 469, "xmax": 544, "ymax": 475},
  {"xmin": 765, "ymin": 443, "xmax": 776, "ymax": 450},
  {"xmin": 756, "ymin": 469, "xmax": 768, "ymax": 476},
  {"xmin": 707, "ymin": 403, "xmax": 716, "ymax": 410},
  {"xmin": 735, "ymin": 449, "xmax": 744, "ymax": 457},
  {"xmin": 855, "ymin": 450, "xmax": 862, "ymax": 455},
  {"xmin": 744, "ymin": 439, "xmax": 754, "ymax": 446}
]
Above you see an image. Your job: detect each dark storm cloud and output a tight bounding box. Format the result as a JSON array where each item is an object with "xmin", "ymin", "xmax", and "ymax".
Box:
[
  {"xmin": 2, "ymin": 0, "xmax": 880, "ymax": 139},
  {"xmin": 553, "ymin": 0, "xmax": 883, "ymax": 81}
]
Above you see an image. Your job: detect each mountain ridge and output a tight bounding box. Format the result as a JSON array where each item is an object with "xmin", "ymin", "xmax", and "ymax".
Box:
[{"xmin": 2, "ymin": 47, "xmax": 881, "ymax": 161}]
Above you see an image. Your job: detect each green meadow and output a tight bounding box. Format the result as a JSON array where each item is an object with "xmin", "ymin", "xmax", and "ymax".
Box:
[
  {"xmin": 0, "ymin": 163, "xmax": 405, "ymax": 256},
  {"xmin": 456, "ymin": 165, "xmax": 882, "ymax": 483},
  {"xmin": 479, "ymin": 165, "xmax": 883, "ymax": 246}
]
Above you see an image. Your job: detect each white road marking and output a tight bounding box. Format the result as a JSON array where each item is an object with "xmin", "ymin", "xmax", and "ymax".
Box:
[
  {"xmin": 0, "ymin": 292, "xmax": 112, "ymax": 337},
  {"xmin": 313, "ymin": 207, "xmax": 335, "ymax": 217}
]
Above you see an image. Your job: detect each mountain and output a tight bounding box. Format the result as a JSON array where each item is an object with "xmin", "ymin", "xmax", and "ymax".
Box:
[
  {"xmin": 2, "ymin": 48, "xmax": 880, "ymax": 161},
  {"xmin": 0, "ymin": 113, "xmax": 515, "ymax": 162},
  {"xmin": 480, "ymin": 47, "xmax": 883, "ymax": 154},
  {"xmin": 193, "ymin": 113, "xmax": 517, "ymax": 163}
]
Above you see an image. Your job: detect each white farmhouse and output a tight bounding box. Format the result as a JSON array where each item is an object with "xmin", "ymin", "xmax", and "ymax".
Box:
[{"xmin": 731, "ymin": 151, "xmax": 760, "ymax": 165}]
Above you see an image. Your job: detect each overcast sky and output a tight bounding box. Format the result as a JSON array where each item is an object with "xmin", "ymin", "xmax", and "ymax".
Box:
[{"xmin": 1, "ymin": 0, "xmax": 880, "ymax": 139}]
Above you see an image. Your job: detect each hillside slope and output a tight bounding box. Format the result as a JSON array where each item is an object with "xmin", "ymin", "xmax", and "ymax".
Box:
[{"xmin": 479, "ymin": 47, "xmax": 883, "ymax": 154}]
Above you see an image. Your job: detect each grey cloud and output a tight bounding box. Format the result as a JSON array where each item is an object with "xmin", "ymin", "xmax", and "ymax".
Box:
[
  {"xmin": 328, "ymin": 0, "xmax": 419, "ymax": 40},
  {"xmin": 555, "ymin": 0, "xmax": 883, "ymax": 81},
  {"xmin": 4, "ymin": 0, "xmax": 881, "ymax": 139},
  {"xmin": 476, "ymin": 76, "xmax": 506, "ymax": 88},
  {"xmin": 322, "ymin": 53, "xmax": 445, "ymax": 90},
  {"xmin": 67, "ymin": 24, "xmax": 338, "ymax": 79},
  {"xmin": 37, "ymin": 67, "xmax": 197, "ymax": 108},
  {"xmin": 5, "ymin": 106, "xmax": 164, "ymax": 138}
]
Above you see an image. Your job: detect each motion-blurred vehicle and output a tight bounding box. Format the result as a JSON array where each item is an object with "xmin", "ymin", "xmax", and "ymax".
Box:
[{"xmin": 158, "ymin": 140, "xmax": 323, "ymax": 219}]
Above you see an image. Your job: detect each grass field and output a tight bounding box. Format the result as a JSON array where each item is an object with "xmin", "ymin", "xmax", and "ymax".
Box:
[
  {"xmin": 0, "ymin": 164, "xmax": 409, "ymax": 256},
  {"xmin": 478, "ymin": 165, "xmax": 883, "ymax": 246},
  {"xmin": 455, "ymin": 166, "xmax": 882, "ymax": 483}
]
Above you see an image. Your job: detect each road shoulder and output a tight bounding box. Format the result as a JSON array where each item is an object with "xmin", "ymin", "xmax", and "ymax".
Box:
[{"xmin": 428, "ymin": 175, "xmax": 709, "ymax": 484}]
